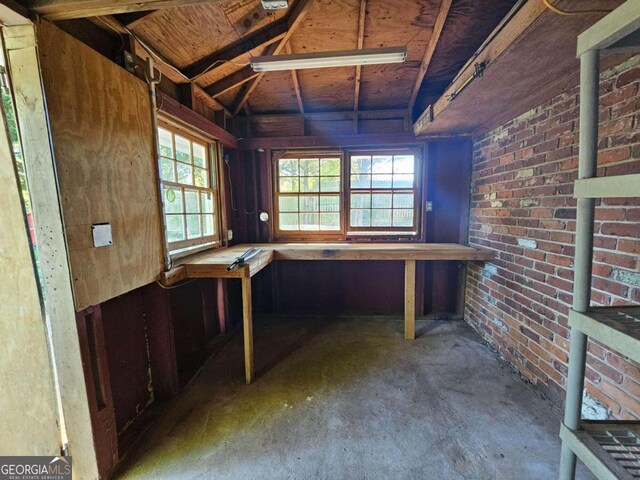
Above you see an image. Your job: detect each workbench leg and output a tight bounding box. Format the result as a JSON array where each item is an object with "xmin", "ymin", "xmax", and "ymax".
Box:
[
  {"xmin": 241, "ymin": 276, "xmax": 254, "ymax": 384},
  {"xmin": 405, "ymin": 260, "xmax": 416, "ymax": 340}
]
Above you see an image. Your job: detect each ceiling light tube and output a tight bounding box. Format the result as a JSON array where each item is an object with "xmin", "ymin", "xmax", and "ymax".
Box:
[{"xmin": 250, "ymin": 46, "xmax": 407, "ymax": 72}]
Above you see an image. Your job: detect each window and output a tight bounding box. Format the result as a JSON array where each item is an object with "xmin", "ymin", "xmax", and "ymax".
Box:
[
  {"xmin": 157, "ymin": 122, "xmax": 221, "ymax": 255},
  {"xmin": 275, "ymin": 154, "xmax": 343, "ymax": 234},
  {"xmin": 348, "ymin": 152, "xmax": 417, "ymax": 232},
  {"xmin": 274, "ymin": 149, "xmax": 421, "ymax": 239}
]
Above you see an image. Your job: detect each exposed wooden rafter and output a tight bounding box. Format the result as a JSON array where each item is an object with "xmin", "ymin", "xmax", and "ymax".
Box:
[
  {"xmin": 232, "ymin": 0, "xmax": 315, "ymax": 116},
  {"xmin": 184, "ymin": 20, "xmax": 288, "ymax": 81},
  {"xmin": 205, "ymin": 66, "xmax": 260, "ymax": 99},
  {"xmin": 353, "ymin": 0, "xmax": 367, "ymax": 118},
  {"xmin": 407, "ymin": 0, "xmax": 452, "ymax": 114},
  {"xmin": 285, "ymin": 42, "xmax": 305, "ymax": 114},
  {"xmin": 27, "ymin": 0, "xmax": 229, "ymax": 20}
]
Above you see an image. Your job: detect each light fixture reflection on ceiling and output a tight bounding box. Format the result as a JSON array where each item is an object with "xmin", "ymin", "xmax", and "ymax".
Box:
[{"xmin": 250, "ymin": 46, "xmax": 407, "ymax": 72}]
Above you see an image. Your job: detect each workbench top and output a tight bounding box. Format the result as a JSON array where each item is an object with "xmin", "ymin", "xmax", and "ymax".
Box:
[{"xmin": 161, "ymin": 243, "xmax": 493, "ymax": 284}]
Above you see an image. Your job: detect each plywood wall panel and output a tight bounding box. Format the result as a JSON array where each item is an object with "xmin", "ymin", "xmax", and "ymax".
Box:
[{"xmin": 37, "ymin": 20, "xmax": 163, "ymax": 310}]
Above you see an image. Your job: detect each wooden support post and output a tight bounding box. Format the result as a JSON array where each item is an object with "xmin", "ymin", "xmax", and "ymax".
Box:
[
  {"xmin": 404, "ymin": 260, "xmax": 416, "ymax": 340},
  {"xmin": 241, "ymin": 275, "xmax": 254, "ymax": 384}
]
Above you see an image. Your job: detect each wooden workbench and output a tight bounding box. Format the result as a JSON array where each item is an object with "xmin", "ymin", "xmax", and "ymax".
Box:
[{"xmin": 162, "ymin": 243, "xmax": 493, "ymax": 384}]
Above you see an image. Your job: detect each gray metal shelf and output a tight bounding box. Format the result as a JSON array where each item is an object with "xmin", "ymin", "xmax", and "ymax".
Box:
[
  {"xmin": 569, "ymin": 307, "xmax": 640, "ymax": 365},
  {"xmin": 560, "ymin": 2, "xmax": 640, "ymax": 479},
  {"xmin": 574, "ymin": 174, "xmax": 640, "ymax": 199},
  {"xmin": 560, "ymin": 421, "xmax": 640, "ymax": 480}
]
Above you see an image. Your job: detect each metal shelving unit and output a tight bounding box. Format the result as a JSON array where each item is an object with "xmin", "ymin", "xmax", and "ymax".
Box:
[{"xmin": 558, "ymin": 1, "xmax": 640, "ymax": 479}]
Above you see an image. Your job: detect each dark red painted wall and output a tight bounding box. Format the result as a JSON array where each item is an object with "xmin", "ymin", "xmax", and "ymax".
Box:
[{"xmin": 230, "ymin": 139, "xmax": 472, "ymax": 316}]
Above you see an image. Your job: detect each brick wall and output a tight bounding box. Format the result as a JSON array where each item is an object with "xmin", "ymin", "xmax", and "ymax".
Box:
[{"xmin": 465, "ymin": 54, "xmax": 640, "ymax": 420}]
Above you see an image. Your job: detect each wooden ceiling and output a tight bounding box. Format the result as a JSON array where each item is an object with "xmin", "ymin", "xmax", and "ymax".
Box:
[{"xmin": 40, "ymin": 0, "xmax": 519, "ymax": 118}]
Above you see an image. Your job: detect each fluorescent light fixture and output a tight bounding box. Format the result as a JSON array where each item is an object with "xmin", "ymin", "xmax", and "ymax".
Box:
[{"xmin": 250, "ymin": 46, "xmax": 407, "ymax": 72}]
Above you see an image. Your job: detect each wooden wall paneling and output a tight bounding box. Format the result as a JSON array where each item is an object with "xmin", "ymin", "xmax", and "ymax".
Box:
[
  {"xmin": 141, "ymin": 282, "xmax": 179, "ymax": 399},
  {"xmin": 4, "ymin": 23, "xmax": 100, "ymax": 478},
  {"xmin": 423, "ymin": 140, "xmax": 470, "ymax": 315},
  {"xmin": 100, "ymin": 289, "xmax": 156, "ymax": 453},
  {"xmin": 75, "ymin": 306, "xmax": 118, "ymax": 477},
  {"xmin": 37, "ymin": 20, "xmax": 164, "ymax": 310}
]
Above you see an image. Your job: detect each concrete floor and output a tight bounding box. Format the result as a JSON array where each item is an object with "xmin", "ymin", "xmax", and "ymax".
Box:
[{"xmin": 114, "ymin": 317, "xmax": 593, "ymax": 480}]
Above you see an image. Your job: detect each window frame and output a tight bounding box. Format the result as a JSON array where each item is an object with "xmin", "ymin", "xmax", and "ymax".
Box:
[
  {"xmin": 272, "ymin": 147, "xmax": 424, "ymax": 241},
  {"xmin": 272, "ymin": 150, "xmax": 346, "ymax": 240},
  {"xmin": 157, "ymin": 118, "xmax": 224, "ymax": 258}
]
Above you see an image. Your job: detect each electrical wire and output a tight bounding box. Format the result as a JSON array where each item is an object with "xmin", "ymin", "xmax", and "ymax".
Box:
[{"xmin": 543, "ymin": 0, "xmax": 612, "ymax": 16}]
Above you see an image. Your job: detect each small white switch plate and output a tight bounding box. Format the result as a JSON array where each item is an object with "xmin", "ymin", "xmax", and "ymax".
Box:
[
  {"xmin": 425, "ymin": 201, "xmax": 433, "ymax": 212},
  {"xmin": 227, "ymin": 229, "xmax": 234, "ymax": 241},
  {"xmin": 92, "ymin": 223, "xmax": 113, "ymax": 247}
]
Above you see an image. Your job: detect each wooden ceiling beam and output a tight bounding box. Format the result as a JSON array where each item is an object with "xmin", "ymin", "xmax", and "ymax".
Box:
[
  {"xmin": 28, "ymin": 0, "xmax": 230, "ymax": 20},
  {"xmin": 204, "ymin": 66, "xmax": 260, "ymax": 98},
  {"xmin": 232, "ymin": 0, "xmax": 315, "ymax": 116},
  {"xmin": 407, "ymin": 0, "xmax": 452, "ymax": 114},
  {"xmin": 184, "ymin": 20, "xmax": 288, "ymax": 81},
  {"xmin": 353, "ymin": 0, "xmax": 367, "ymax": 116},
  {"xmin": 285, "ymin": 42, "xmax": 305, "ymax": 114}
]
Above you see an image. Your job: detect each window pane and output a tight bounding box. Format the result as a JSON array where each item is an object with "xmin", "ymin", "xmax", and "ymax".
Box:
[
  {"xmin": 394, "ymin": 155, "xmax": 414, "ymax": 174},
  {"xmin": 164, "ymin": 187, "xmax": 183, "ymax": 214},
  {"xmin": 351, "ymin": 193, "xmax": 371, "ymax": 209},
  {"xmin": 203, "ymin": 214, "xmax": 215, "ymax": 236},
  {"xmin": 160, "ymin": 158, "xmax": 175, "ymax": 182},
  {"xmin": 193, "ymin": 143, "xmax": 206, "ymax": 167},
  {"xmin": 194, "ymin": 167, "xmax": 208, "ymax": 187},
  {"xmin": 279, "ymin": 196, "xmax": 299, "ymax": 212},
  {"xmin": 158, "ymin": 128, "xmax": 173, "ymax": 158},
  {"xmin": 300, "ymin": 176, "xmax": 320, "ymax": 192},
  {"xmin": 300, "ymin": 213, "xmax": 319, "ymax": 230},
  {"xmin": 279, "ymin": 158, "xmax": 299, "ymax": 176},
  {"xmin": 351, "ymin": 155, "xmax": 371, "ymax": 174},
  {"xmin": 393, "ymin": 174, "xmax": 414, "ymax": 188},
  {"xmin": 372, "ymin": 155, "xmax": 392, "ymax": 173},
  {"xmin": 201, "ymin": 191, "xmax": 214, "ymax": 213},
  {"xmin": 280, "ymin": 213, "xmax": 299, "ymax": 230},
  {"xmin": 279, "ymin": 177, "xmax": 299, "ymax": 193},
  {"xmin": 320, "ymin": 158, "xmax": 340, "ymax": 176},
  {"xmin": 320, "ymin": 195, "xmax": 340, "ymax": 212},
  {"xmin": 372, "ymin": 193, "xmax": 392, "ymax": 208},
  {"xmin": 185, "ymin": 190, "xmax": 200, "ymax": 213},
  {"xmin": 393, "ymin": 209, "xmax": 414, "ymax": 227},
  {"xmin": 299, "ymin": 158, "xmax": 319, "ymax": 176},
  {"xmin": 372, "ymin": 209, "xmax": 392, "ymax": 227},
  {"xmin": 175, "ymin": 135, "xmax": 191, "ymax": 163},
  {"xmin": 177, "ymin": 163, "xmax": 193, "ymax": 185},
  {"xmin": 320, "ymin": 213, "xmax": 340, "ymax": 230},
  {"xmin": 320, "ymin": 176, "xmax": 340, "ymax": 192},
  {"xmin": 351, "ymin": 174, "xmax": 371, "ymax": 189},
  {"xmin": 166, "ymin": 215, "xmax": 185, "ymax": 242},
  {"xmin": 300, "ymin": 195, "xmax": 319, "ymax": 212},
  {"xmin": 393, "ymin": 193, "xmax": 414, "ymax": 208},
  {"xmin": 350, "ymin": 209, "xmax": 370, "ymax": 227},
  {"xmin": 186, "ymin": 214, "xmax": 201, "ymax": 239},
  {"xmin": 372, "ymin": 174, "xmax": 392, "ymax": 188}
]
